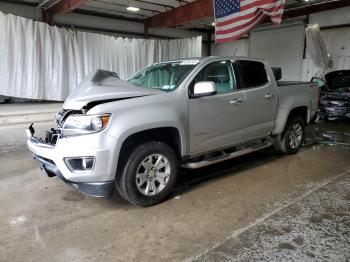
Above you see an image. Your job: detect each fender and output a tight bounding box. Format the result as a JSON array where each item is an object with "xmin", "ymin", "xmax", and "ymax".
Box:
[{"xmin": 272, "ymin": 95, "xmax": 309, "ymax": 135}]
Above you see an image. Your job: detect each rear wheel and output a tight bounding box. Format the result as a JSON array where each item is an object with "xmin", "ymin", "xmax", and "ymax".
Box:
[
  {"xmin": 275, "ymin": 115, "xmax": 305, "ymax": 154},
  {"xmin": 116, "ymin": 142, "xmax": 178, "ymax": 206}
]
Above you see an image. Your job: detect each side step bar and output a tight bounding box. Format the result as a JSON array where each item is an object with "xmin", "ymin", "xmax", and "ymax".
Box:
[{"xmin": 182, "ymin": 140, "xmax": 273, "ymax": 169}]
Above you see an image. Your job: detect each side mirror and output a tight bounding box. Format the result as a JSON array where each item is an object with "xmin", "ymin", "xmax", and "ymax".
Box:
[
  {"xmin": 311, "ymin": 77, "xmax": 325, "ymax": 88},
  {"xmin": 191, "ymin": 81, "xmax": 217, "ymax": 98},
  {"xmin": 272, "ymin": 67, "xmax": 282, "ymax": 81}
]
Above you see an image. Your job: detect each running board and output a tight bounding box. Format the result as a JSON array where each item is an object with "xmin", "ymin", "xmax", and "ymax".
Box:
[{"xmin": 182, "ymin": 140, "xmax": 273, "ymax": 169}]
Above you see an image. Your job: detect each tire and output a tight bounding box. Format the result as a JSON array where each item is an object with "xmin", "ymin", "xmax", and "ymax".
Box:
[
  {"xmin": 116, "ymin": 141, "xmax": 178, "ymax": 206},
  {"xmin": 275, "ymin": 115, "xmax": 305, "ymax": 154}
]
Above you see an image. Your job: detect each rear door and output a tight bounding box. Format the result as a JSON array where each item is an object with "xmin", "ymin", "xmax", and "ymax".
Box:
[{"xmin": 235, "ymin": 60, "xmax": 278, "ymax": 140}]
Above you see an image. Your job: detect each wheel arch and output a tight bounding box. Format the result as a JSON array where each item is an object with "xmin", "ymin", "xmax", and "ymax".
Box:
[
  {"xmin": 272, "ymin": 105, "xmax": 309, "ymax": 135},
  {"xmin": 115, "ymin": 126, "xmax": 184, "ymax": 178}
]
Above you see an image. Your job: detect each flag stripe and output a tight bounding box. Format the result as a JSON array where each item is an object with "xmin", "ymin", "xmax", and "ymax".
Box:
[
  {"xmin": 216, "ymin": 0, "xmax": 284, "ymax": 24},
  {"xmin": 216, "ymin": 12, "xmax": 266, "ymax": 42},
  {"xmin": 216, "ymin": 12, "xmax": 265, "ymax": 39},
  {"xmin": 216, "ymin": 5, "xmax": 284, "ymax": 31},
  {"xmin": 214, "ymin": 0, "xmax": 286, "ymax": 43}
]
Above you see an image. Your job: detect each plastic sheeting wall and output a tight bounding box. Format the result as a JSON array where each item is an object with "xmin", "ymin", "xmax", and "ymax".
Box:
[
  {"xmin": 303, "ymin": 27, "xmax": 350, "ymax": 81},
  {"xmin": 211, "ymin": 39, "xmax": 249, "ymax": 57},
  {"xmin": 249, "ymin": 22, "xmax": 305, "ymax": 81},
  {"xmin": 0, "ymin": 12, "xmax": 202, "ymax": 101}
]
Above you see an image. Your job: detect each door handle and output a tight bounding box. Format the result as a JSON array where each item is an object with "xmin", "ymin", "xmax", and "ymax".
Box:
[
  {"xmin": 264, "ymin": 93, "xmax": 273, "ymax": 99},
  {"xmin": 230, "ymin": 98, "xmax": 243, "ymax": 105}
]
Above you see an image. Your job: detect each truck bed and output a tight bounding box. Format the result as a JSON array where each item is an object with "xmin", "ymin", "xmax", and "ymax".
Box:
[
  {"xmin": 274, "ymin": 81, "xmax": 319, "ymax": 130},
  {"xmin": 277, "ymin": 81, "xmax": 311, "ymax": 87}
]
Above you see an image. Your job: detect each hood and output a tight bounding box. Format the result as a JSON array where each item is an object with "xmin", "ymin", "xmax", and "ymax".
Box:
[
  {"xmin": 325, "ymin": 70, "xmax": 350, "ymax": 92},
  {"xmin": 63, "ymin": 70, "xmax": 163, "ymax": 110}
]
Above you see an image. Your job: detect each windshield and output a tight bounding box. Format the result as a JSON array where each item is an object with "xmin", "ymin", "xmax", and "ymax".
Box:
[{"xmin": 128, "ymin": 61, "xmax": 197, "ymax": 91}]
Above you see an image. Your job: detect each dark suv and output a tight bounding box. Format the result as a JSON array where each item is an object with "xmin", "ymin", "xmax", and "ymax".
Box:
[{"xmin": 313, "ymin": 70, "xmax": 350, "ymax": 120}]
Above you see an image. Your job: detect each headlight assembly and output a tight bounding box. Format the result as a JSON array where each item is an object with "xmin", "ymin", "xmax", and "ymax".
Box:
[{"xmin": 61, "ymin": 114, "xmax": 111, "ymax": 137}]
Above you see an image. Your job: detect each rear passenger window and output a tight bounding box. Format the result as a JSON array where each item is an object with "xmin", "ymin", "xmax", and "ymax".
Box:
[{"xmin": 238, "ymin": 60, "xmax": 268, "ymax": 88}]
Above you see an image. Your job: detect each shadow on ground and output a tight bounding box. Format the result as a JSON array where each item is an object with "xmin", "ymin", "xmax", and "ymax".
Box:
[{"xmin": 172, "ymin": 120, "xmax": 350, "ymax": 198}]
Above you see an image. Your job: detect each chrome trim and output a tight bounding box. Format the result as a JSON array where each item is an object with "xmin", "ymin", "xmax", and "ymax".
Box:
[{"xmin": 64, "ymin": 156, "xmax": 96, "ymax": 173}]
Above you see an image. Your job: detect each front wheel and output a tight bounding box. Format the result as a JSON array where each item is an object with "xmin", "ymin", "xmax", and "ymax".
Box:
[
  {"xmin": 275, "ymin": 115, "xmax": 305, "ymax": 154},
  {"xmin": 116, "ymin": 142, "xmax": 178, "ymax": 206}
]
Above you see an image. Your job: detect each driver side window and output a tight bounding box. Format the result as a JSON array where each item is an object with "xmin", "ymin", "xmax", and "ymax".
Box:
[{"xmin": 192, "ymin": 61, "xmax": 236, "ymax": 94}]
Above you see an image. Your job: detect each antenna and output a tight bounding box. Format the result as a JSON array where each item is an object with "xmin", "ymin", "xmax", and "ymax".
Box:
[{"xmin": 233, "ymin": 48, "xmax": 238, "ymax": 60}]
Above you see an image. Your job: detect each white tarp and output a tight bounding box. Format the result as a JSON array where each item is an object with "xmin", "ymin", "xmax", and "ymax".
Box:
[
  {"xmin": 0, "ymin": 12, "xmax": 202, "ymax": 101},
  {"xmin": 305, "ymin": 24, "xmax": 329, "ymax": 78}
]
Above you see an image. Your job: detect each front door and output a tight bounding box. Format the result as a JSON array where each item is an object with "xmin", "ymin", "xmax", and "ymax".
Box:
[{"xmin": 189, "ymin": 60, "xmax": 247, "ymax": 154}]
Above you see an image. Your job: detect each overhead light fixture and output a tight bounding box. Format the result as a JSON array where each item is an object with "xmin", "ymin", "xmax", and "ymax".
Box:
[
  {"xmin": 127, "ymin": 6, "xmax": 140, "ymax": 12},
  {"xmin": 211, "ymin": 22, "xmax": 216, "ymax": 26},
  {"xmin": 304, "ymin": 0, "xmax": 310, "ymax": 2}
]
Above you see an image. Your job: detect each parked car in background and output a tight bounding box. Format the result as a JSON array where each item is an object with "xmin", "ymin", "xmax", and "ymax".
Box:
[
  {"xmin": 313, "ymin": 70, "xmax": 350, "ymax": 120},
  {"xmin": 27, "ymin": 56, "xmax": 319, "ymax": 206}
]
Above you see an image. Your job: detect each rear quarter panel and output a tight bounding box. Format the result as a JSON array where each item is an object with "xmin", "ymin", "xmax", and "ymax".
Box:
[{"xmin": 272, "ymin": 82, "xmax": 319, "ymax": 135}]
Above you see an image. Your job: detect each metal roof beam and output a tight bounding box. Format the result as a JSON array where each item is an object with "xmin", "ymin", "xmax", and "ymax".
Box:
[
  {"xmin": 147, "ymin": 0, "xmax": 350, "ymax": 29},
  {"xmin": 91, "ymin": 0, "xmax": 161, "ymax": 14},
  {"xmin": 47, "ymin": 0, "xmax": 86, "ymax": 15},
  {"xmin": 135, "ymin": 0, "xmax": 175, "ymax": 10},
  {"xmin": 42, "ymin": 0, "xmax": 86, "ymax": 24},
  {"xmin": 147, "ymin": 0, "xmax": 213, "ymax": 28},
  {"xmin": 283, "ymin": 0, "xmax": 350, "ymax": 19}
]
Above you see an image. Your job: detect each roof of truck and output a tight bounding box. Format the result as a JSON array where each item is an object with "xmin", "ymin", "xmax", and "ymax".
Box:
[{"xmin": 158, "ymin": 56, "xmax": 265, "ymax": 64}]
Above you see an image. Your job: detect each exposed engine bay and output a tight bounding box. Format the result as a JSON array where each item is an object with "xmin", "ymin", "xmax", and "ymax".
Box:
[
  {"xmin": 43, "ymin": 109, "xmax": 85, "ymax": 145},
  {"xmin": 314, "ymin": 70, "xmax": 350, "ymax": 120}
]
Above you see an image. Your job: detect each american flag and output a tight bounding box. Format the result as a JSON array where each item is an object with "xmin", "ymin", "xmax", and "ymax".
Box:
[{"xmin": 214, "ymin": 0, "xmax": 286, "ymax": 43}]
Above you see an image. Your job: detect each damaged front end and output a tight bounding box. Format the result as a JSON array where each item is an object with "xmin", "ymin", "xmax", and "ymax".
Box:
[
  {"xmin": 26, "ymin": 107, "xmax": 116, "ymax": 197},
  {"xmin": 26, "ymin": 109, "xmax": 85, "ymax": 146},
  {"xmin": 26, "ymin": 68, "xmax": 162, "ymax": 197},
  {"xmin": 319, "ymin": 92, "xmax": 350, "ymax": 120},
  {"xmin": 318, "ymin": 70, "xmax": 350, "ymax": 120}
]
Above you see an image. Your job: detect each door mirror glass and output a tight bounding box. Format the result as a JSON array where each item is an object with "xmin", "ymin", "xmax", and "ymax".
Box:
[{"xmin": 191, "ymin": 81, "xmax": 217, "ymax": 98}]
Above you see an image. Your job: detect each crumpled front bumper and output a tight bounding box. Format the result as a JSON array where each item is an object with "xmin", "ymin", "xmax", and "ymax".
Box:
[
  {"xmin": 27, "ymin": 125, "xmax": 119, "ymax": 197},
  {"xmin": 33, "ymin": 153, "xmax": 114, "ymax": 197}
]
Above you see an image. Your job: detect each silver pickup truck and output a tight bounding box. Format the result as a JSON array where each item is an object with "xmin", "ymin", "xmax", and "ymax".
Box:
[{"xmin": 27, "ymin": 56, "xmax": 319, "ymax": 206}]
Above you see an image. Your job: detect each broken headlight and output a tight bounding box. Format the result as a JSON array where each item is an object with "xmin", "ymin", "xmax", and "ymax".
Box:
[{"xmin": 61, "ymin": 114, "xmax": 111, "ymax": 137}]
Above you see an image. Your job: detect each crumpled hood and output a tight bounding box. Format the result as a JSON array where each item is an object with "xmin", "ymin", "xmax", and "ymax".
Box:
[{"xmin": 63, "ymin": 70, "xmax": 163, "ymax": 110}]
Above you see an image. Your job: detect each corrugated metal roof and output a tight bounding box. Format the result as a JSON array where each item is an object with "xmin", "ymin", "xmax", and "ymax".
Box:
[{"xmin": 80, "ymin": 0, "xmax": 198, "ymax": 19}]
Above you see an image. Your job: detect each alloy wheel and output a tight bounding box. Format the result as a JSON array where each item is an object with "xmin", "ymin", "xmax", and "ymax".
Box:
[
  {"xmin": 135, "ymin": 154, "xmax": 171, "ymax": 196},
  {"xmin": 288, "ymin": 123, "xmax": 303, "ymax": 149}
]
